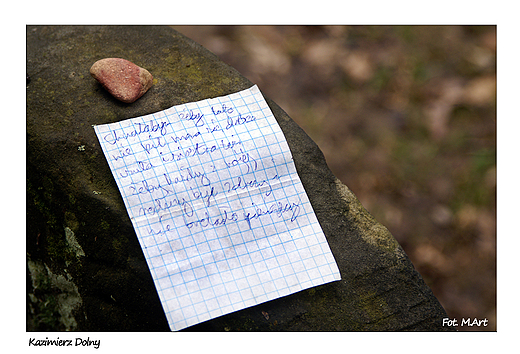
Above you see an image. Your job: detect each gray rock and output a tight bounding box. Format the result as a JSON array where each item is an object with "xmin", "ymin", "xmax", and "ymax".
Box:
[{"xmin": 26, "ymin": 25, "xmax": 453, "ymax": 331}]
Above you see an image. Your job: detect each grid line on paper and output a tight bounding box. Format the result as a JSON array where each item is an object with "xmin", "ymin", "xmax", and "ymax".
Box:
[
  {"xmin": 219, "ymin": 91, "xmax": 262, "ymax": 310},
  {"xmin": 147, "ymin": 106, "xmax": 196, "ymax": 325},
  {"xmin": 138, "ymin": 113, "xmax": 188, "ymax": 321},
  {"xmin": 170, "ymin": 96, "xmax": 240, "ymax": 326}
]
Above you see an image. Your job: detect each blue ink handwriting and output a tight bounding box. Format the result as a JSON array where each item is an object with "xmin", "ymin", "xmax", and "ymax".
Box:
[
  {"xmin": 243, "ymin": 201, "xmax": 301, "ymax": 229},
  {"xmin": 226, "ymin": 113, "xmax": 256, "ymax": 130},
  {"xmin": 141, "ymin": 136, "xmax": 168, "ymax": 154},
  {"xmin": 111, "ymin": 147, "xmax": 134, "ymax": 161},
  {"xmin": 119, "ymin": 160, "xmax": 153, "ymax": 178},
  {"xmin": 103, "ymin": 120, "xmax": 170, "ymax": 146},
  {"xmin": 226, "ymin": 151, "xmax": 258, "ymax": 173},
  {"xmin": 179, "ymin": 107, "xmax": 205, "ymax": 127},
  {"xmin": 223, "ymin": 174, "xmax": 279, "ymax": 198},
  {"xmin": 211, "ymin": 103, "xmax": 234, "ymax": 116},
  {"xmin": 185, "ymin": 209, "xmax": 239, "ymax": 229}
]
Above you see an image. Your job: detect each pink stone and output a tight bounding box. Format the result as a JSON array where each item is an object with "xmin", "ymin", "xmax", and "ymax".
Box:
[{"xmin": 90, "ymin": 58, "xmax": 153, "ymax": 103}]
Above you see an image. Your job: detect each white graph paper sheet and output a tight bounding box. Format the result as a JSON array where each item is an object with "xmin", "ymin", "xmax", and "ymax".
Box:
[{"xmin": 94, "ymin": 85, "xmax": 341, "ymax": 331}]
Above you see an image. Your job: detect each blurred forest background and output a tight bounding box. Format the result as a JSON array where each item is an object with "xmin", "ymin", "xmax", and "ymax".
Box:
[{"xmin": 172, "ymin": 25, "xmax": 496, "ymax": 331}]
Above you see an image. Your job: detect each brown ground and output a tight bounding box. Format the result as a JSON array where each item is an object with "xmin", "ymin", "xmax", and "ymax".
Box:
[{"xmin": 172, "ymin": 25, "xmax": 496, "ymax": 331}]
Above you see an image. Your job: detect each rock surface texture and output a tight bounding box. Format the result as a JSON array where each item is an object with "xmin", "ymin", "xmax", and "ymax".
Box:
[
  {"xmin": 26, "ymin": 26, "xmax": 454, "ymax": 331},
  {"xmin": 90, "ymin": 58, "xmax": 153, "ymax": 103}
]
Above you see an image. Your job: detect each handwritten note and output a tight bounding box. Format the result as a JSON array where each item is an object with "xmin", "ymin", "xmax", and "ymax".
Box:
[{"xmin": 94, "ymin": 85, "xmax": 340, "ymax": 331}]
